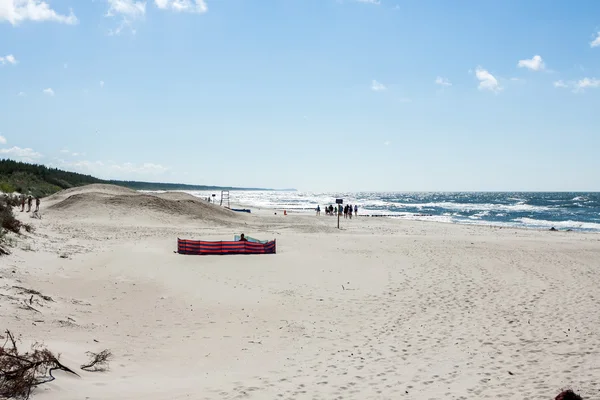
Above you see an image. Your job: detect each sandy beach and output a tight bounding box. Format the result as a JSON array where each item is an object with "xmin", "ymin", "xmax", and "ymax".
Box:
[{"xmin": 2, "ymin": 184, "xmax": 599, "ymax": 399}]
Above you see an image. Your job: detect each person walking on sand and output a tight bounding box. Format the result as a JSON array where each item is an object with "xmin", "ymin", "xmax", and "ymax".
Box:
[
  {"xmin": 316, "ymin": 205, "xmax": 321, "ymax": 216},
  {"xmin": 35, "ymin": 197, "xmax": 40, "ymax": 212},
  {"xmin": 354, "ymin": 204, "xmax": 358, "ymax": 216},
  {"xmin": 27, "ymin": 195, "xmax": 33, "ymax": 212},
  {"xmin": 348, "ymin": 204, "xmax": 353, "ymax": 219}
]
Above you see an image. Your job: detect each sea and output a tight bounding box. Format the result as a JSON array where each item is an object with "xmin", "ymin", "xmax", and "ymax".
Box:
[{"xmin": 174, "ymin": 191, "xmax": 600, "ymax": 233}]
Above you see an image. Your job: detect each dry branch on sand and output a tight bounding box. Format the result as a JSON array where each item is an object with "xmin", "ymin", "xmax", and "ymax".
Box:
[
  {"xmin": 0, "ymin": 330, "xmax": 79, "ymax": 400},
  {"xmin": 80, "ymin": 350, "xmax": 112, "ymax": 372}
]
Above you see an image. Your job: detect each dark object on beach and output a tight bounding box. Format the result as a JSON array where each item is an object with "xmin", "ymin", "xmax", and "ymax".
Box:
[
  {"xmin": 566, "ymin": 229, "xmax": 573, "ymax": 232},
  {"xmin": 555, "ymin": 390, "xmax": 583, "ymax": 400},
  {"xmin": 0, "ymin": 330, "xmax": 79, "ymax": 400},
  {"xmin": 550, "ymin": 227, "xmax": 558, "ymax": 231},
  {"xmin": 80, "ymin": 349, "xmax": 112, "ymax": 372}
]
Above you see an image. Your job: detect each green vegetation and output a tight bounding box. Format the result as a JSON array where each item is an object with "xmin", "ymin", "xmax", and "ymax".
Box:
[
  {"xmin": 0, "ymin": 159, "xmax": 103, "ymax": 197},
  {"xmin": 0, "ymin": 159, "xmax": 287, "ymax": 198}
]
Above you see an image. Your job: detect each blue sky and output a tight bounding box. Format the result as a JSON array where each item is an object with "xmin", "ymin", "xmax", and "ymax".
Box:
[{"xmin": 1, "ymin": 0, "xmax": 600, "ymax": 191}]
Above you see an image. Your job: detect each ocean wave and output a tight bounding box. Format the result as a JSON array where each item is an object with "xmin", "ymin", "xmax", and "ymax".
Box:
[
  {"xmin": 512, "ymin": 217, "xmax": 600, "ymax": 231},
  {"xmin": 388, "ymin": 201, "xmax": 552, "ymax": 213}
]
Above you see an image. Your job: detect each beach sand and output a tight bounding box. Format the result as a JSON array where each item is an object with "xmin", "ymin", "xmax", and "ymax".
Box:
[{"xmin": 2, "ymin": 184, "xmax": 599, "ymax": 399}]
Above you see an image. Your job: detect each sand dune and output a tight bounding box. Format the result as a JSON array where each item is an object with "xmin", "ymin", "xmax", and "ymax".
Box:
[
  {"xmin": 45, "ymin": 184, "xmax": 242, "ymax": 225},
  {"xmin": 2, "ymin": 186, "xmax": 599, "ymax": 399}
]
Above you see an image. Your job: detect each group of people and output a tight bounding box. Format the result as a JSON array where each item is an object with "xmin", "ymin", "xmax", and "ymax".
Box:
[
  {"xmin": 317, "ymin": 204, "xmax": 358, "ymax": 218},
  {"xmin": 20, "ymin": 194, "xmax": 40, "ymax": 213}
]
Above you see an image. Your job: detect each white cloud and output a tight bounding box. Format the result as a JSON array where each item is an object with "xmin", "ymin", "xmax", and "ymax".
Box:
[
  {"xmin": 517, "ymin": 55, "xmax": 545, "ymax": 71},
  {"xmin": 107, "ymin": 18, "xmax": 135, "ymax": 36},
  {"xmin": 154, "ymin": 0, "xmax": 208, "ymax": 13},
  {"xmin": 54, "ymin": 158, "xmax": 170, "ymax": 178},
  {"xmin": 591, "ymin": 32, "xmax": 600, "ymax": 48},
  {"xmin": 100, "ymin": 80, "xmax": 105, "ymax": 88},
  {"xmin": 371, "ymin": 79, "xmax": 386, "ymax": 91},
  {"xmin": 0, "ymin": 54, "xmax": 17, "ymax": 65},
  {"xmin": 42, "ymin": 87, "xmax": 54, "ymax": 96},
  {"xmin": 106, "ymin": 0, "xmax": 146, "ymax": 17},
  {"xmin": 356, "ymin": 0, "xmax": 381, "ymax": 4},
  {"xmin": 435, "ymin": 76, "xmax": 451, "ymax": 86},
  {"xmin": 0, "ymin": 0, "xmax": 77, "ymax": 25},
  {"xmin": 553, "ymin": 77, "xmax": 600, "ymax": 92},
  {"xmin": 574, "ymin": 77, "xmax": 600, "ymax": 91},
  {"xmin": 475, "ymin": 67, "xmax": 502, "ymax": 93},
  {"xmin": 553, "ymin": 80, "xmax": 568, "ymax": 88},
  {"xmin": 0, "ymin": 136, "xmax": 6, "ymax": 144},
  {"xmin": 0, "ymin": 146, "xmax": 43, "ymax": 162},
  {"xmin": 60, "ymin": 148, "xmax": 70, "ymax": 153}
]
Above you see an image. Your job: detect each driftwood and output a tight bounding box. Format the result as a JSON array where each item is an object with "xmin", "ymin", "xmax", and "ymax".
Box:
[
  {"xmin": 12, "ymin": 287, "xmax": 54, "ymax": 303},
  {"xmin": 80, "ymin": 350, "xmax": 112, "ymax": 372},
  {"xmin": 0, "ymin": 330, "xmax": 79, "ymax": 400}
]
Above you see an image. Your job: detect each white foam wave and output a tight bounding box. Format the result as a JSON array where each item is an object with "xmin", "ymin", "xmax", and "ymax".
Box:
[
  {"xmin": 512, "ymin": 217, "xmax": 600, "ymax": 231},
  {"xmin": 388, "ymin": 201, "xmax": 551, "ymax": 213}
]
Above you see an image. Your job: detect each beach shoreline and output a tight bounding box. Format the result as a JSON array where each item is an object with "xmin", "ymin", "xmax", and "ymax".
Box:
[{"xmin": 2, "ymin": 184, "xmax": 599, "ymax": 399}]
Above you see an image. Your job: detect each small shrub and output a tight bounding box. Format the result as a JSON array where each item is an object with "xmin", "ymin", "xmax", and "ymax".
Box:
[
  {"xmin": 0, "ymin": 182, "xmax": 15, "ymax": 194},
  {"xmin": 3, "ymin": 195, "xmax": 20, "ymax": 208},
  {"xmin": 0, "ymin": 330, "xmax": 79, "ymax": 399},
  {"xmin": 0, "ymin": 196, "xmax": 22, "ymax": 235}
]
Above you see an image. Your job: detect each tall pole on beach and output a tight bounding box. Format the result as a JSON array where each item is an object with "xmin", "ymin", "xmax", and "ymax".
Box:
[{"xmin": 336, "ymin": 198, "xmax": 342, "ymax": 229}]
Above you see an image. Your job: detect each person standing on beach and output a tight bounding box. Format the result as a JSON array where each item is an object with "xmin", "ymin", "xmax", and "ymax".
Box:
[
  {"xmin": 35, "ymin": 197, "xmax": 41, "ymax": 212},
  {"xmin": 27, "ymin": 195, "xmax": 33, "ymax": 212},
  {"xmin": 348, "ymin": 204, "xmax": 353, "ymax": 219},
  {"xmin": 316, "ymin": 205, "xmax": 321, "ymax": 216},
  {"xmin": 20, "ymin": 194, "xmax": 25, "ymax": 212},
  {"xmin": 354, "ymin": 204, "xmax": 358, "ymax": 216}
]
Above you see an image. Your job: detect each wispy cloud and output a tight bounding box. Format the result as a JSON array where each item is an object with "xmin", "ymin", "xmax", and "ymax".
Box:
[
  {"xmin": 105, "ymin": 0, "xmax": 145, "ymax": 35},
  {"xmin": 17, "ymin": 91, "xmax": 25, "ymax": 97},
  {"xmin": 0, "ymin": 146, "xmax": 43, "ymax": 162},
  {"xmin": 0, "ymin": 54, "xmax": 17, "ymax": 65},
  {"xmin": 435, "ymin": 76, "xmax": 452, "ymax": 86},
  {"xmin": 43, "ymin": 87, "xmax": 54, "ymax": 96},
  {"xmin": 517, "ymin": 55, "xmax": 545, "ymax": 71},
  {"xmin": 154, "ymin": 0, "xmax": 208, "ymax": 13},
  {"xmin": 591, "ymin": 32, "xmax": 600, "ymax": 48},
  {"xmin": 100, "ymin": 80, "xmax": 105, "ymax": 88},
  {"xmin": 106, "ymin": 0, "xmax": 146, "ymax": 17},
  {"xmin": 371, "ymin": 80, "xmax": 386, "ymax": 91},
  {"xmin": 356, "ymin": 0, "xmax": 381, "ymax": 4},
  {"xmin": 0, "ymin": 0, "xmax": 77, "ymax": 26},
  {"xmin": 553, "ymin": 80, "xmax": 568, "ymax": 88},
  {"xmin": 53, "ymin": 158, "xmax": 170, "ymax": 178},
  {"xmin": 475, "ymin": 67, "xmax": 502, "ymax": 93},
  {"xmin": 552, "ymin": 77, "xmax": 600, "ymax": 92},
  {"xmin": 0, "ymin": 136, "xmax": 6, "ymax": 145},
  {"xmin": 575, "ymin": 77, "xmax": 600, "ymax": 91}
]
